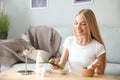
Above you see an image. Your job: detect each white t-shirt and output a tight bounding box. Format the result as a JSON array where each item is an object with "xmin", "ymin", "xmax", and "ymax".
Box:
[{"xmin": 63, "ymin": 36, "xmax": 105, "ymax": 72}]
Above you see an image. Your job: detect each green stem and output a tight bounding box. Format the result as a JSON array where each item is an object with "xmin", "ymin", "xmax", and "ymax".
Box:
[{"xmin": 39, "ymin": 62, "xmax": 63, "ymax": 70}]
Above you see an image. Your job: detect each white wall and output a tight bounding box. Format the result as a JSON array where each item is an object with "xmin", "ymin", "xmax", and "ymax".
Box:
[{"xmin": 1, "ymin": 0, "xmax": 120, "ymax": 38}]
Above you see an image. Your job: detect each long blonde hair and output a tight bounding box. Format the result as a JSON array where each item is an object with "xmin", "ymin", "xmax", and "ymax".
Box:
[{"xmin": 75, "ymin": 9, "xmax": 104, "ymax": 45}]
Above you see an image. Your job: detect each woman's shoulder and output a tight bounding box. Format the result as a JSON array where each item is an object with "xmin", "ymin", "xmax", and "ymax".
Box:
[
  {"xmin": 92, "ymin": 39, "xmax": 105, "ymax": 48},
  {"xmin": 92, "ymin": 39, "xmax": 106, "ymax": 56},
  {"xmin": 63, "ymin": 36, "xmax": 74, "ymax": 48},
  {"xmin": 65, "ymin": 36, "xmax": 74, "ymax": 41},
  {"xmin": 64, "ymin": 36, "xmax": 75, "ymax": 44},
  {"xmin": 93, "ymin": 39, "xmax": 103, "ymax": 45}
]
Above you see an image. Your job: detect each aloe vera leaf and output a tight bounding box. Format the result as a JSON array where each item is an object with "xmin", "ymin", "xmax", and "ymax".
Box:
[{"xmin": 39, "ymin": 62, "xmax": 63, "ymax": 70}]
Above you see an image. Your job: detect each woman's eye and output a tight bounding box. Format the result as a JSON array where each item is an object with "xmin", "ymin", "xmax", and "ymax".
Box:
[
  {"xmin": 81, "ymin": 23, "xmax": 86, "ymax": 26},
  {"xmin": 74, "ymin": 22, "xmax": 78, "ymax": 25}
]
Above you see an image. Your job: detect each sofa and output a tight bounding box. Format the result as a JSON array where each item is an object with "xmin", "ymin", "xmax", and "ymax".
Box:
[{"xmin": 0, "ymin": 25, "xmax": 120, "ymax": 76}]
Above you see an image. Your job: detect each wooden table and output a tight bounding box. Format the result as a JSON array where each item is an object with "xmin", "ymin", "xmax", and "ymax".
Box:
[{"xmin": 0, "ymin": 68, "xmax": 120, "ymax": 80}]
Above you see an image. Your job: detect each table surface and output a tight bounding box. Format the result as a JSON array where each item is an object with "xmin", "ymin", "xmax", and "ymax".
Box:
[{"xmin": 0, "ymin": 68, "xmax": 120, "ymax": 80}]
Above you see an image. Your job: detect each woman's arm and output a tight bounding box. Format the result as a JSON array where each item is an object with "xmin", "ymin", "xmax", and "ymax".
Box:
[
  {"xmin": 59, "ymin": 48, "xmax": 69, "ymax": 68},
  {"xmin": 49, "ymin": 48, "xmax": 69, "ymax": 69},
  {"xmin": 97, "ymin": 53, "xmax": 106, "ymax": 74},
  {"xmin": 88, "ymin": 53, "xmax": 106, "ymax": 74}
]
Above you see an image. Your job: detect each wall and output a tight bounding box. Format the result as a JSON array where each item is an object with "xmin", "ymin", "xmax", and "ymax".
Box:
[
  {"xmin": 1, "ymin": 0, "xmax": 120, "ymax": 39},
  {"xmin": 1, "ymin": 0, "xmax": 120, "ymax": 64}
]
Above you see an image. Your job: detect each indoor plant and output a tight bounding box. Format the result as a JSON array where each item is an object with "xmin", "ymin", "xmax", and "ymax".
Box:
[{"xmin": 0, "ymin": 2, "xmax": 9, "ymax": 39}]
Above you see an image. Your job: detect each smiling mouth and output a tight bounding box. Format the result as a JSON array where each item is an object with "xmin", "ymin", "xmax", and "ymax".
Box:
[{"xmin": 77, "ymin": 30, "xmax": 83, "ymax": 33}]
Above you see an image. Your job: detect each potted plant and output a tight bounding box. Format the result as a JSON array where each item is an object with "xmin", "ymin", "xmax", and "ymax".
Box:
[{"xmin": 0, "ymin": 2, "xmax": 9, "ymax": 39}]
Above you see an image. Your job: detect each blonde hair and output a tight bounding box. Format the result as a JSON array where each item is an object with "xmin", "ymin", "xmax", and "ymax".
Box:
[{"xmin": 75, "ymin": 9, "xmax": 104, "ymax": 45}]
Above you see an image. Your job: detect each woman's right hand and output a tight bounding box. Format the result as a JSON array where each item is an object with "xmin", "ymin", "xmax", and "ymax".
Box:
[
  {"xmin": 49, "ymin": 58, "xmax": 59, "ymax": 70},
  {"xmin": 88, "ymin": 59, "xmax": 103, "ymax": 75}
]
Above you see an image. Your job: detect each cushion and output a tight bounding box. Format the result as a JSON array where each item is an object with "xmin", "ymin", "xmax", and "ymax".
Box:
[{"xmin": 19, "ymin": 50, "xmax": 50, "ymax": 62}]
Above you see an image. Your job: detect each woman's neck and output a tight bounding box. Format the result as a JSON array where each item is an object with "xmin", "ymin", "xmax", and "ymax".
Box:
[{"xmin": 75, "ymin": 35, "xmax": 93, "ymax": 46}]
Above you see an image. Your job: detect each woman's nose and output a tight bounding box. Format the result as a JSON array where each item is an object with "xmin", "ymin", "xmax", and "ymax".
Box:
[{"xmin": 77, "ymin": 24, "xmax": 81, "ymax": 29}]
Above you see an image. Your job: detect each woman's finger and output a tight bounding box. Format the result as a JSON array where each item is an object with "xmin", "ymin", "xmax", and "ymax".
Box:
[{"xmin": 49, "ymin": 58, "xmax": 59, "ymax": 70}]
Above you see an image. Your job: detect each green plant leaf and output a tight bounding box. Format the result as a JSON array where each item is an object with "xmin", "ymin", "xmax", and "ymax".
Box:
[
  {"xmin": 0, "ymin": 12, "xmax": 9, "ymax": 34},
  {"xmin": 39, "ymin": 62, "xmax": 63, "ymax": 70}
]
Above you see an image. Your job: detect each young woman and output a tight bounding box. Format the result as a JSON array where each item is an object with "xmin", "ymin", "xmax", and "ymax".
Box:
[{"xmin": 49, "ymin": 9, "xmax": 106, "ymax": 74}]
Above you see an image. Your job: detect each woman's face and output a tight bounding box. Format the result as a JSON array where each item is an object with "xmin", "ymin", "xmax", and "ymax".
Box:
[{"xmin": 74, "ymin": 14, "xmax": 90, "ymax": 37}]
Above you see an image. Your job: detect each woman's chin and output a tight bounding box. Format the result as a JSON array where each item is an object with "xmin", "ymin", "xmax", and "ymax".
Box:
[{"xmin": 77, "ymin": 33, "xmax": 82, "ymax": 36}]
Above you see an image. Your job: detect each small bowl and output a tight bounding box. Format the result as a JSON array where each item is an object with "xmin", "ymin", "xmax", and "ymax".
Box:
[{"xmin": 81, "ymin": 68, "xmax": 94, "ymax": 77}]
